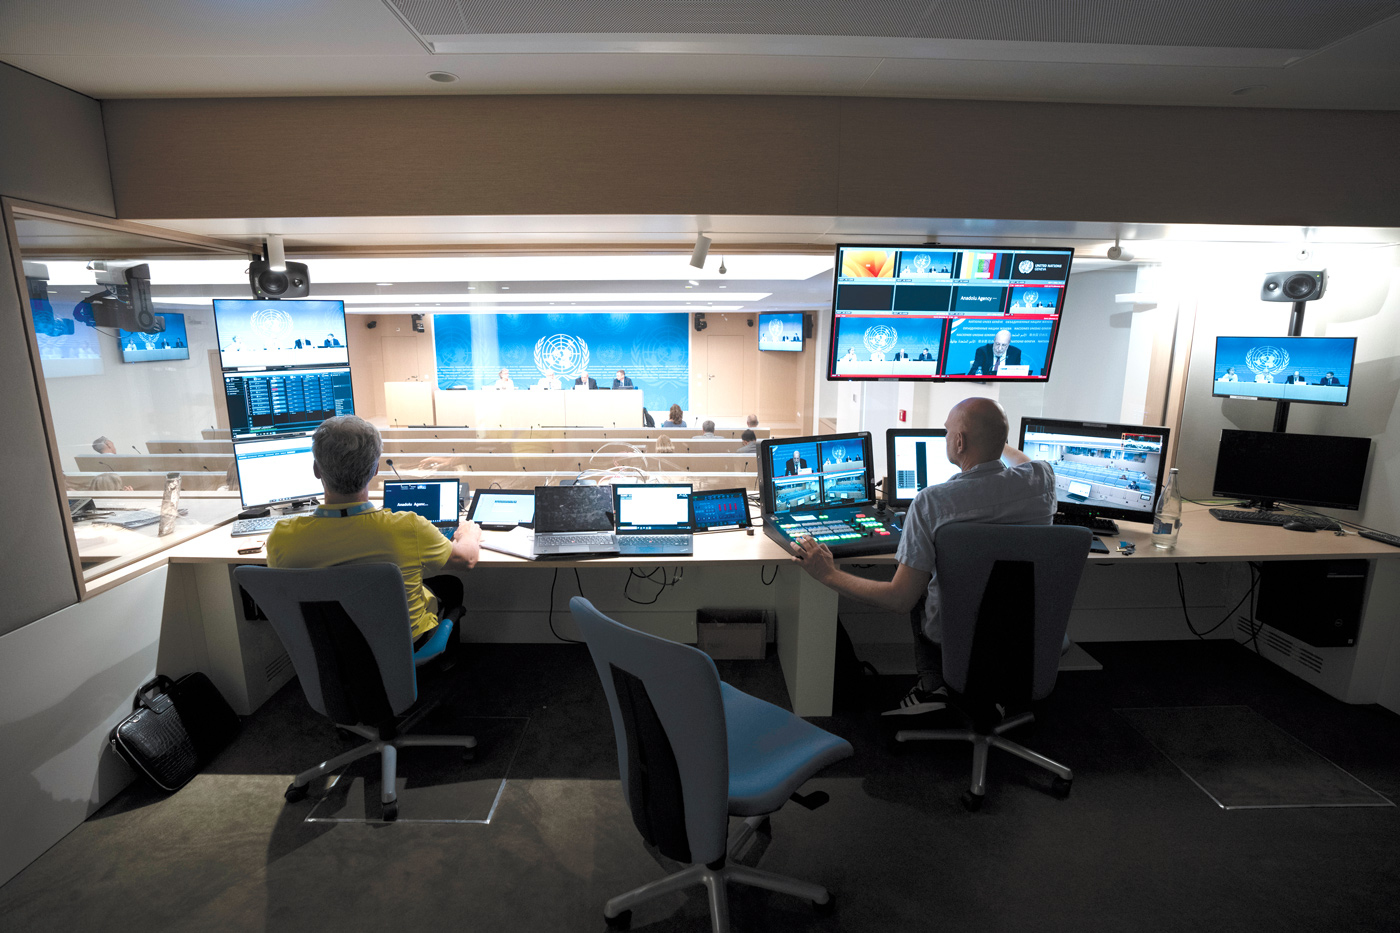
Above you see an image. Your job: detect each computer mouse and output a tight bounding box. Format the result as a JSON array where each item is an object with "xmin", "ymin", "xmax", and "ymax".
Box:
[{"xmin": 1282, "ymin": 521, "xmax": 1316, "ymax": 532}]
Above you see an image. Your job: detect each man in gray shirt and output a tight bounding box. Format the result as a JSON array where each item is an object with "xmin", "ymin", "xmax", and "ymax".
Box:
[{"xmin": 789, "ymin": 397, "xmax": 1056, "ymax": 716}]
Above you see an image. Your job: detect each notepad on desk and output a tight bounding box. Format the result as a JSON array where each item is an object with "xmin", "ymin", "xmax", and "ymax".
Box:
[{"xmin": 480, "ymin": 525, "xmax": 538, "ymax": 561}]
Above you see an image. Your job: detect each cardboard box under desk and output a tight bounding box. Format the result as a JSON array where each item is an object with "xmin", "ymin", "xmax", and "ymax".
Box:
[{"xmin": 696, "ymin": 608, "xmax": 771, "ymax": 660}]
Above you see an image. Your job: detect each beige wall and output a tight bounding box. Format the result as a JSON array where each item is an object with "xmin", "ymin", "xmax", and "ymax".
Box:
[{"xmin": 103, "ymin": 95, "xmax": 1400, "ymax": 226}]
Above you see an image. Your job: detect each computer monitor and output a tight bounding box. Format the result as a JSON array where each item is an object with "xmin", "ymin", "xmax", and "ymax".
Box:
[
  {"xmin": 828, "ymin": 244, "xmax": 1074, "ymax": 382},
  {"xmin": 467, "ymin": 489, "xmax": 536, "ymax": 527},
  {"xmin": 223, "ymin": 365, "xmax": 356, "ymax": 438},
  {"xmin": 119, "ymin": 313, "xmax": 190, "ymax": 363},
  {"xmin": 691, "ymin": 487, "xmax": 752, "ymax": 531},
  {"xmin": 383, "ymin": 480, "xmax": 460, "ymax": 523},
  {"xmin": 613, "ymin": 484, "xmax": 694, "ymax": 533},
  {"xmin": 213, "ymin": 299, "xmax": 348, "ymax": 369},
  {"xmin": 1018, "ymin": 417, "xmax": 1172, "ymax": 525},
  {"xmin": 758, "ymin": 312, "xmax": 804, "ymax": 351},
  {"xmin": 1212, "ymin": 336, "xmax": 1357, "ymax": 406},
  {"xmin": 885, "ymin": 428, "xmax": 959, "ymax": 507},
  {"xmin": 232, "ymin": 434, "xmax": 321, "ymax": 510},
  {"xmin": 758, "ymin": 432, "xmax": 875, "ymax": 513},
  {"xmin": 1213, "ymin": 429, "xmax": 1371, "ymax": 511}
]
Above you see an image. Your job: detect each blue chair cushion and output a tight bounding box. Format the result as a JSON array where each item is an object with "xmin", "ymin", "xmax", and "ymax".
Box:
[
  {"xmin": 412, "ymin": 617, "xmax": 454, "ymax": 667},
  {"xmin": 721, "ymin": 682, "xmax": 854, "ymax": 817}
]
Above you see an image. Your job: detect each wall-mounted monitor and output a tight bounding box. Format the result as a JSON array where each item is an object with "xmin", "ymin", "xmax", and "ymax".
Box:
[
  {"xmin": 758, "ymin": 312, "xmax": 804, "ymax": 351},
  {"xmin": 119, "ymin": 313, "xmax": 190, "ymax": 363},
  {"xmin": 828, "ymin": 244, "xmax": 1074, "ymax": 382},
  {"xmin": 1213, "ymin": 429, "xmax": 1370, "ymax": 511},
  {"xmin": 223, "ymin": 365, "xmax": 356, "ymax": 438},
  {"xmin": 1212, "ymin": 336, "xmax": 1357, "ymax": 406},
  {"xmin": 213, "ymin": 299, "xmax": 348, "ymax": 369},
  {"xmin": 1019, "ymin": 417, "xmax": 1171, "ymax": 526},
  {"xmin": 885, "ymin": 428, "xmax": 960, "ymax": 507}
]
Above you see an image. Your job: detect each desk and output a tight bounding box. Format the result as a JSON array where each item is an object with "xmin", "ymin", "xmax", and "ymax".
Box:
[{"xmin": 161, "ymin": 502, "xmax": 1400, "ymax": 718}]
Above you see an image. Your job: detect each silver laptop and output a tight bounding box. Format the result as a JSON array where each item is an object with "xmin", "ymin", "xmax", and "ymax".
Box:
[
  {"xmin": 383, "ymin": 479, "xmax": 461, "ymax": 539},
  {"xmin": 533, "ymin": 485, "xmax": 619, "ymax": 556},
  {"xmin": 614, "ymin": 483, "xmax": 694, "ymax": 556}
]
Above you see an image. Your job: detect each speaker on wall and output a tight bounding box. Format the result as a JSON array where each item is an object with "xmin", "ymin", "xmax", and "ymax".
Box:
[
  {"xmin": 694, "ymin": 313, "xmax": 708, "ymax": 332},
  {"xmin": 803, "ymin": 314, "xmax": 813, "ymax": 339},
  {"xmin": 1261, "ymin": 270, "xmax": 1326, "ymax": 302}
]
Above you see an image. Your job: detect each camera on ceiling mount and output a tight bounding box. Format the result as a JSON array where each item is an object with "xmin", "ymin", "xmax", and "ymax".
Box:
[
  {"xmin": 80, "ymin": 261, "xmax": 162, "ymax": 332},
  {"xmin": 247, "ymin": 234, "xmax": 310, "ymax": 299}
]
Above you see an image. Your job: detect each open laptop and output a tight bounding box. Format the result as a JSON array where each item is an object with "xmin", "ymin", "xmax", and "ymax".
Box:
[
  {"xmin": 533, "ymin": 484, "xmax": 618, "ymax": 557},
  {"xmin": 614, "ymin": 484, "xmax": 694, "ymax": 556},
  {"xmin": 467, "ymin": 488, "xmax": 536, "ymax": 530},
  {"xmin": 383, "ymin": 479, "xmax": 461, "ymax": 539}
]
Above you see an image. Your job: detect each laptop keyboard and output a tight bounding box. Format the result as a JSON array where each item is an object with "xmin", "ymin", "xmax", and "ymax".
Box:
[
  {"xmin": 536, "ymin": 533, "xmax": 617, "ymax": 547},
  {"xmin": 621, "ymin": 535, "xmax": 691, "ymax": 547}
]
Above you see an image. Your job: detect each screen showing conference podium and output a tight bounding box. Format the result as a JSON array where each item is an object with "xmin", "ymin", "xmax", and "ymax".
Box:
[
  {"xmin": 758, "ymin": 432, "xmax": 900, "ymax": 557},
  {"xmin": 1019, "ymin": 418, "xmax": 1171, "ymax": 526},
  {"xmin": 1212, "ymin": 336, "xmax": 1357, "ymax": 406}
]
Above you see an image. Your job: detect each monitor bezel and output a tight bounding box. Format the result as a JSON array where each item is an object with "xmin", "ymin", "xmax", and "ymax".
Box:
[
  {"xmin": 382, "ymin": 478, "xmax": 462, "ymax": 522},
  {"xmin": 1211, "ymin": 428, "xmax": 1371, "ymax": 511},
  {"xmin": 757, "ymin": 311, "xmax": 805, "ymax": 352},
  {"xmin": 466, "ymin": 488, "xmax": 536, "ymax": 526},
  {"xmin": 1017, "ymin": 416, "xmax": 1173, "ymax": 526},
  {"xmin": 212, "ymin": 298, "xmax": 349, "ymax": 371},
  {"xmin": 612, "ymin": 483, "xmax": 695, "ymax": 532},
  {"xmin": 1210, "ymin": 335, "xmax": 1357, "ymax": 407},
  {"xmin": 884, "ymin": 427, "xmax": 951, "ymax": 507},
  {"xmin": 232, "ymin": 435, "xmax": 323, "ymax": 511},
  {"xmin": 758, "ymin": 431, "xmax": 876, "ymax": 514},
  {"xmin": 826, "ymin": 243, "xmax": 1075, "ymax": 384},
  {"xmin": 223, "ymin": 364, "xmax": 356, "ymax": 439}
]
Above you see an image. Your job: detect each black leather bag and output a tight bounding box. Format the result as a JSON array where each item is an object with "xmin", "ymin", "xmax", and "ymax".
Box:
[{"xmin": 109, "ymin": 673, "xmax": 240, "ymax": 792}]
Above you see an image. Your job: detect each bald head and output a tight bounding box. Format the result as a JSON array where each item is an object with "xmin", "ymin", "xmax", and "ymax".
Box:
[{"xmin": 945, "ymin": 397, "xmax": 1009, "ymax": 467}]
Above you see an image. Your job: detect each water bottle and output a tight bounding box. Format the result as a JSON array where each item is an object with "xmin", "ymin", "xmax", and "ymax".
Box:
[{"xmin": 1152, "ymin": 467, "xmax": 1182, "ymax": 550}]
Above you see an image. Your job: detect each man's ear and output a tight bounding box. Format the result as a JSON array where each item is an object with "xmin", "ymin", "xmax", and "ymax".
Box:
[{"xmin": 312, "ymin": 462, "xmax": 322, "ymax": 479}]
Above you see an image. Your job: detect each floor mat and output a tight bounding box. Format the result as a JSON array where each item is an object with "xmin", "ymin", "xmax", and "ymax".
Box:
[{"xmin": 1117, "ymin": 705, "xmax": 1392, "ymax": 810}]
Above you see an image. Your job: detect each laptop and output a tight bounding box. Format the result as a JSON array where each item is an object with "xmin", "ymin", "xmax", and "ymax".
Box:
[
  {"xmin": 614, "ymin": 484, "xmax": 694, "ymax": 556},
  {"xmin": 467, "ymin": 488, "xmax": 536, "ymax": 530},
  {"xmin": 532, "ymin": 484, "xmax": 619, "ymax": 556},
  {"xmin": 1065, "ymin": 480, "xmax": 1092, "ymax": 503},
  {"xmin": 383, "ymin": 479, "xmax": 461, "ymax": 539}
]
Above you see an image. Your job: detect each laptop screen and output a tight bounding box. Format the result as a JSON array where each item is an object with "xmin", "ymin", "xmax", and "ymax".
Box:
[
  {"xmin": 534, "ymin": 485, "xmax": 615, "ymax": 533},
  {"xmin": 468, "ymin": 490, "xmax": 536, "ymax": 525},
  {"xmin": 383, "ymin": 480, "xmax": 460, "ymax": 524},
  {"xmin": 614, "ymin": 484, "xmax": 693, "ymax": 534}
]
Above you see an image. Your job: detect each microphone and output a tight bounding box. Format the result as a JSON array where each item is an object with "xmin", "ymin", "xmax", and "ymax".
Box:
[
  {"xmin": 386, "ymin": 459, "xmax": 402, "ymax": 480},
  {"xmin": 131, "ymin": 445, "xmax": 143, "ymax": 455}
]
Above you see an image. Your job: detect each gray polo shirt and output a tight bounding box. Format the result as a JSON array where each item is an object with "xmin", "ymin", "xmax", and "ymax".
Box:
[{"xmin": 896, "ymin": 458, "xmax": 1056, "ymax": 641}]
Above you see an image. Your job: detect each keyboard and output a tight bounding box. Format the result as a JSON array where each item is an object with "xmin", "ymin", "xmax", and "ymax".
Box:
[
  {"xmin": 535, "ymin": 533, "xmax": 616, "ymax": 547},
  {"xmin": 101, "ymin": 509, "xmax": 161, "ymax": 529},
  {"xmin": 1054, "ymin": 513, "xmax": 1119, "ymax": 535},
  {"xmin": 230, "ymin": 516, "xmax": 286, "ymax": 537},
  {"xmin": 1209, "ymin": 508, "xmax": 1341, "ymax": 531},
  {"xmin": 619, "ymin": 535, "xmax": 691, "ymax": 547},
  {"xmin": 1359, "ymin": 529, "xmax": 1400, "ymax": 548}
]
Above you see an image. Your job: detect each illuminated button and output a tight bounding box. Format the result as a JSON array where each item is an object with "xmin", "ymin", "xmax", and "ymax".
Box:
[{"xmin": 877, "ymin": 530, "xmax": 890, "ymax": 535}]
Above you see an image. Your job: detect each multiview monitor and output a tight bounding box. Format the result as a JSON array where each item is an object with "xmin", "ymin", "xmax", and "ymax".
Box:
[
  {"xmin": 213, "ymin": 299, "xmax": 348, "ymax": 369},
  {"xmin": 1213, "ymin": 429, "xmax": 1370, "ymax": 511},
  {"xmin": 758, "ymin": 312, "xmax": 804, "ymax": 351},
  {"xmin": 1018, "ymin": 417, "xmax": 1172, "ymax": 526},
  {"xmin": 223, "ymin": 365, "xmax": 356, "ymax": 438},
  {"xmin": 885, "ymin": 428, "xmax": 960, "ymax": 507},
  {"xmin": 232, "ymin": 434, "xmax": 320, "ymax": 510},
  {"xmin": 1212, "ymin": 336, "xmax": 1357, "ymax": 406},
  {"xmin": 828, "ymin": 244, "xmax": 1074, "ymax": 382},
  {"xmin": 758, "ymin": 431, "xmax": 875, "ymax": 513},
  {"xmin": 119, "ymin": 313, "xmax": 189, "ymax": 363}
]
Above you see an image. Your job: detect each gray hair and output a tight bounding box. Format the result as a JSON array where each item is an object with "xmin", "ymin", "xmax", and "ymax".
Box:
[
  {"xmin": 746, "ymin": 414, "xmax": 758, "ymax": 427},
  {"xmin": 92, "ymin": 436, "xmax": 112, "ymax": 453},
  {"xmin": 312, "ymin": 416, "xmax": 382, "ymax": 494},
  {"xmin": 702, "ymin": 420, "xmax": 716, "ymax": 433}
]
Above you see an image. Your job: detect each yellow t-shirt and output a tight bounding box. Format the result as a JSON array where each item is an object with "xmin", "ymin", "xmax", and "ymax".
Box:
[{"xmin": 266, "ymin": 504, "xmax": 454, "ymax": 639}]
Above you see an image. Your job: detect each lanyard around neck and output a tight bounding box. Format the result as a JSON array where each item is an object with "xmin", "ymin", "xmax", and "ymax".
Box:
[{"xmin": 313, "ymin": 502, "xmax": 378, "ymax": 518}]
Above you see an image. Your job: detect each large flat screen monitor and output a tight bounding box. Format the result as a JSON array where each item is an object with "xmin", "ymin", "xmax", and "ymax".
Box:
[
  {"xmin": 213, "ymin": 299, "xmax": 348, "ymax": 369},
  {"xmin": 758, "ymin": 432, "xmax": 875, "ymax": 513},
  {"xmin": 758, "ymin": 312, "xmax": 804, "ymax": 351},
  {"xmin": 233, "ymin": 434, "xmax": 321, "ymax": 510},
  {"xmin": 828, "ymin": 244, "xmax": 1074, "ymax": 382},
  {"xmin": 1212, "ymin": 336, "xmax": 1357, "ymax": 406},
  {"xmin": 885, "ymin": 428, "xmax": 960, "ymax": 507},
  {"xmin": 223, "ymin": 365, "xmax": 356, "ymax": 438},
  {"xmin": 119, "ymin": 313, "xmax": 190, "ymax": 363},
  {"xmin": 1019, "ymin": 417, "xmax": 1171, "ymax": 526},
  {"xmin": 1213, "ymin": 429, "xmax": 1370, "ymax": 510}
]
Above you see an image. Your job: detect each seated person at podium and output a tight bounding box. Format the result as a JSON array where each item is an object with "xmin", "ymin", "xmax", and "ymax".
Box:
[
  {"xmin": 613, "ymin": 369, "xmax": 633, "ymax": 389},
  {"xmin": 736, "ymin": 429, "xmax": 757, "ymax": 453},
  {"xmin": 870, "ymin": 349, "xmax": 887, "ymax": 362},
  {"xmin": 536, "ymin": 372, "xmax": 562, "ymax": 390},
  {"xmin": 492, "ymin": 368, "xmax": 515, "ymax": 389},
  {"xmin": 1319, "ymin": 371, "xmax": 1342, "ymax": 386},
  {"xmin": 747, "ymin": 414, "xmax": 759, "ymax": 429},
  {"xmin": 267, "ymin": 416, "xmax": 481, "ymax": 651},
  {"xmin": 692, "ymin": 420, "xmax": 719, "ymax": 439},
  {"xmin": 1219, "ymin": 366, "xmax": 1238, "ymax": 382},
  {"xmin": 916, "ymin": 347, "xmax": 935, "ymax": 361},
  {"xmin": 789, "ymin": 397, "xmax": 1055, "ymax": 718},
  {"xmin": 892, "ymin": 348, "xmax": 911, "ymax": 361},
  {"xmin": 840, "ymin": 347, "xmax": 858, "ymax": 363},
  {"xmin": 1254, "ymin": 372, "xmax": 1274, "ymax": 383},
  {"xmin": 1286, "ymin": 371, "xmax": 1307, "ymax": 384},
  {"xmin": 322, "ymin": 333, "xmax": 343, "ymax": 348},
  {"xmin": 783, "ymin": 449, "xmax": 810, "ymax": 476},
  {"xmin": 661, "ymin": 404, "xmax": 686, "ymax": 428},
  {"xmin": 574, "ymin": 369, "xmax": 597, "ymax": 389}
]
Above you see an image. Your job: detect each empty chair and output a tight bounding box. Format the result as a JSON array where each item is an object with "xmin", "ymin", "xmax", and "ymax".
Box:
[
  {"xmin": 895, "ymin": 522, "xmax": 1090, "ymax": 810},
  {"xmin": 569, "ymin": 596, "xmax": 852, "ymax": 933},
  {"xmin": 235, "ymin": 563, "xmax": 474, "ymax": 821}
]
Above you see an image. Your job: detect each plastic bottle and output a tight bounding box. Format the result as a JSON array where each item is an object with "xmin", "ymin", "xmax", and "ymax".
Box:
[{"xmin": 1152, "ymin": 467, "xmax": 1182, "ymax": 550}]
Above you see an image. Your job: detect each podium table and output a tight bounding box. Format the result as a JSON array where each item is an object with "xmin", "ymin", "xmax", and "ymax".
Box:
[{"xmin": 434, "ymin": 388, "xmax": 642, "ymax": 429}]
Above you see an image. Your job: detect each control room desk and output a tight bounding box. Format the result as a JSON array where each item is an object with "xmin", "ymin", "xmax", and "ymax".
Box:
[{"xmin": 162, "ymin": 502, "xmax": 1400, "ymax": 718}]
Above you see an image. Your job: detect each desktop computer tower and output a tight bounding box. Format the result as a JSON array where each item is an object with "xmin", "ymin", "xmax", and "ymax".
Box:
[{"xmin": 1255, "ymin": 559, "xmax": 1367, "ymax": 648}]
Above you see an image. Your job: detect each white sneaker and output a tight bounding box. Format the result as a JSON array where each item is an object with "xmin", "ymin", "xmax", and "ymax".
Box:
[{"xmin": 882, "ymin": 685, "xmax": 949, "ymax": 716}]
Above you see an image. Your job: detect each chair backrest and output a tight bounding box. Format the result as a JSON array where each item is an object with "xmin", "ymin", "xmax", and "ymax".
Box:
[
  {"xmin": 934, "ymin": 523, "xmax": 1090, "ymax": 705},
  {"xmin": 234, "ymin": 564, "xmax": 418, "ymax": 727},
  {"xmin": 569, "ymin": 597, "xmax": 730, "ymax": 866}
]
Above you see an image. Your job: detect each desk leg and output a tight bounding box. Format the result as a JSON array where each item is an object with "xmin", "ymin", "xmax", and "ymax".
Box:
[{"xmin": 776, "ymin": 570, "xmax": 839, "ymax": 717}]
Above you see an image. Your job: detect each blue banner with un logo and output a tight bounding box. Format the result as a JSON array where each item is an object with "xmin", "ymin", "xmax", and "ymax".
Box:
[{"xmin": 433, "ymin": 312, "xmax": 690, "ymax": 409}]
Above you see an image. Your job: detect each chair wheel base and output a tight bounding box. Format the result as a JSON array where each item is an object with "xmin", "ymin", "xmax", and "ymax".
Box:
[
  {"xmin": 604, "ymin": 909, "xmax": 632, "ymax": 930},
  {"xmin": 961, "ymin": 791, "xmax": 984, "ymax": 812},
  {"xmin": 284, "ymin": 782, "xmax": 308, "ymax": 803},
  {"xmin": 1051, "ymin": 777, "xmax": 1073, "ymax": 798},
  {"xmin": 814, "ymin": 893, "xmax": 836, "ymax": 915},
  {"xmin": 382, "ymin": 801, "xmax": 398, "ymax": 822}
]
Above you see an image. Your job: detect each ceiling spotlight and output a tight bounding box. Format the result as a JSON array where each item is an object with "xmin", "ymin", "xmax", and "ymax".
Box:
[
  {"xmin": 427, "ymin": 71, "xmax": 459, "ymax": 83},
  {"xmin": 690, "ymin": 234, "xmax": 711, "ymax": 269},
  {"xmin": 688, "ymin": 279, "xmax": 699, "ymax": 286},
  {"xmin": 1107, "ymin": 237, "xmax": 1134, "ymax": 262}
]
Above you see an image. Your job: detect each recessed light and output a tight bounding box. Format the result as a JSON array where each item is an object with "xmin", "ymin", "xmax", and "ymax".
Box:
[
  {"xmin": 377, "ymin": 282, "xmax": 393, "ymax": 286},
  {"xmin": 688, "ymin": 280, "xmax": 699, "ymax": 286},
  {"xmin": 501, "ymin": 286, "xmax": 510, "ymax": 290},
  {"xmin": 427, "ymin": 72, "xmax": 459, "ymax": 83},
  {"xmin": 1230, "ymin": 85, "xmax": 1267, "ymax": 96}
]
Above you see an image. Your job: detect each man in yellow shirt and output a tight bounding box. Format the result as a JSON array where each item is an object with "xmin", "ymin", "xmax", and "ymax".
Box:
[{"xmin": 267, "ymin": 416, "xmax": 481, "ymax": 648}]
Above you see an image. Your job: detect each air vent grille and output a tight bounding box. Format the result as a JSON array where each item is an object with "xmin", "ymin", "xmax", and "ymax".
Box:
[
  {"xmin": 1296, "ymin": 647, "xmax": 1325, "ymax": 673},
  {"xmin": 1265, "ymin": 630, "xmax": 1296, "ymax": 658},
  {"xmin": 265, "ymin": 652, "xmax": 292, "ymax": 684}
]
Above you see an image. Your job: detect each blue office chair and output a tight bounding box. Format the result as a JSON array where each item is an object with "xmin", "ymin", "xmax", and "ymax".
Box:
[
  {"xmin": 235, "ymin": 563, "xmax": 474, "ymax": 821},
  {"xmin": 569, "ymin": 597, "xmax": 853, "ymax": 932},
  {"xmin": 895, "ymin": 523, "xmax": 1091, "ymax": 810}
]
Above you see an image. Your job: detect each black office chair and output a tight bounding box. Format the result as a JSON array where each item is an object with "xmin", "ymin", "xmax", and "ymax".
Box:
[
  {"xmin": 234, "ymin": 563, "xmax": 475, "ymax": 821},
  {"xmin": 570, "ymin": 597, "xmax": 853, "ymax": 932},
  {"xmin": 895, "ymin": 522, "xmax": 1090, "ymax": 810}
]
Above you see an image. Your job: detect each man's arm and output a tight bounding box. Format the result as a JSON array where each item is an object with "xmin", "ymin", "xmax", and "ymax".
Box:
[
  {"xmin": 1001, "ymin": 443, "xmax": 1030, "ymax": 466},
  {"xmin": 790, "ymin": 537, "xmax": 929, "ymax": 614},
  {"xmin": 444, "ymin": 520, "xmax": 481, "ymax": 571}
]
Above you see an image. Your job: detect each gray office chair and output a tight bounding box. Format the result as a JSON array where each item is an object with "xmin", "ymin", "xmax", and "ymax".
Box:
[
  {"xmin": 570, "ymin": 597, "xmax": 853, "ymax": 933},
  {"xmin": 896, "ymin": 522, "xmax": 1090, "ymax": 810},
  {"xmin": 234, "ymin": 563, "xmax": 475, "ymax": 821}
]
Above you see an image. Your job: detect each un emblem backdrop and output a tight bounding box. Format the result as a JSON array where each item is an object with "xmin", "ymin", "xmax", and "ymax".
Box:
[{"xmin": 434, "ymin": 312, "xmax": 690, "ymax": 409}]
